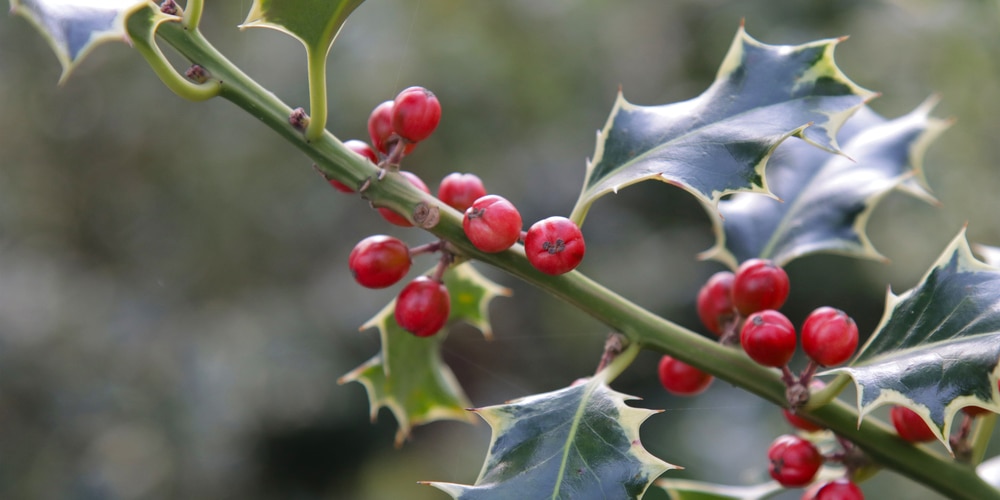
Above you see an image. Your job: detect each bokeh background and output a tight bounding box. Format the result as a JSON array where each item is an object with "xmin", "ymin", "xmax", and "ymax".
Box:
[{"xmin": 2, "ymin": 0, "xmax": 1000, "ymax": 498}]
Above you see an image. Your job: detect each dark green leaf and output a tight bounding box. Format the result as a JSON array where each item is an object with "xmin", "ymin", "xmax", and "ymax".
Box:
[
  {"xmin": 241, "ymin": 0, "xmax": 364, "ymax": 56},
  {"xmin": 570, "ymin": 25, "xmax": 875, "ymax": 225},
  {"xmin": 702, "ymin": 100, "xmax": 948, "ymax": 268},
  {"xmin": 10, "ymin": 0, "xmax": 150, "ymax": 82},
  {"xmin": 655, "ymin": 478, "xmax": 783, "ymax": 500},
  {"xmin": 338, "ymin": 263, "xmax": 510, "ymax": 445},
  {"xmin": 426, "ymin": 376, "xmax": 674, "ymax": 500},
  {"xmin": 829, "ymin": 230, "xmax": 1000, "ymax": 449}
]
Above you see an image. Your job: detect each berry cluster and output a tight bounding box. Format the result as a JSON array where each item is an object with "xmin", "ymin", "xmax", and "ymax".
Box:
[
  {"xmin": 335, "ymin": 86, "xmax": 588, "ymax": 336},
  {"xmin": 767, "ymin": 434, "xmax": 865, "ymax": 499}
]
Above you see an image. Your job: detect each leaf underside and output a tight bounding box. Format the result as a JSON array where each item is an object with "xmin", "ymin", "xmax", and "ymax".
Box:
[
  {"xmin": 10, "ymin": 0, "xmax": 150, "ymax": 82},
  {"xmin": 701, "ymin": 100, "xmax": 948, "ymax": 269},
  {"xmin": 829, "ymin": 229, "xmax": 1000, "ymax": 450},
  {"xmin": 338, "ymin": 263, "xmax": 510, "ymax": 445},
  {"xmin": 241, "ymin": 0, "xmax": 364, "ymax": 56},
  {"xmin": 427, "ymin": 377, "xmax": 675, "ymax": 500},
  {"xmin": 570, "ymin": 24, "xmax": 875, "ymax": 225}
]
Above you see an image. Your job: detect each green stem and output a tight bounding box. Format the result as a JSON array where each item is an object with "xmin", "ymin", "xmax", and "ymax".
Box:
[
  {"xmin": 972, "ymin": 414, "xmax": 997, "ymax": 466},
  {"xmin": 183, "ymin": 0, "xmax": 204, "ymax": 31},
  {"xmin": 128, "ymin": 10, "xmax": 218, "ymax": 102},
  {"xmin": 304, "ymin": 48, "xmax": 329, "ymax": 141},
  {"xmin": 153, "ymin": 22, "xmax": 998, "ymax": 500},
  {"xmin": 597, "ymin": 342, "xmax": 641, "ymax": 384}
]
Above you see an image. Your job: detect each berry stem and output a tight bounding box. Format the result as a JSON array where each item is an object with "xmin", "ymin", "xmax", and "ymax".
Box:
[
  {"xmin": 409, "ymin": 240, "xmax": 444, "ymax": 257},
  {"xmin": 431, "ymin": 250, "xmax": 454, "ymax": 283},
  {"xmin": 799, "ymin": 360, "xmax": 820, "ymax": 386}
]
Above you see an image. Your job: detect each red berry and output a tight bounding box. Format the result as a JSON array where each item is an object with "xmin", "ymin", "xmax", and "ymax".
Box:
[
  {"xmin": 657, "ymin": 355, "xmax": 713, "ymax": 396},
  {"xmin": 697, "ymin": 271, "xmax": 736, "ymax": 336},
  {"xmin": 329, "ymin": 140, "xmax": 380, "ymax": 192},
  {"xmin": 963, "ymin": 380, "xmax": 999, "ymax": 416},
  {"xmin": 524, "ymin": 216, "xmax": 586, "ymax": 275},
  {"xmin": 368, "ymin": 101, "xmax": 416, "ymax": 157},
  {"xmin": 348, "ymin": 235, "xmax": 412, "ymax": 289},
  {"xmin": 438, "ymin": 172, "xmax": 488, "ymax": 212},
  {"xmin": 782, "ymin": 409, "xmax": 825, "ymax": 432},
  {"xmin": 732, "ymin": 259, "xmax": 790, "ymax": 315},
  {"xmin": 378, "ymin": 171, "xmax": 431, "ymax": 227},
  {"xmin": 802, "ymin": 479, "xmax": 864, "ymax": 500},
  {"xmin": 767, "ymin": 434, "xmax": 823, "ymax": 487},
  {"xmin": 801, "ymin": 307, "xmax": 859, "ymax": 366},
  {"xmin": 395, "ymin": 276, "xmax": 450, "ymax": 337},
  {"xmin": 462, "ymin": 195, "xmax": 522, "ymax": 253},
  {"xmin": 890, "ymin": 406, "xmax": 936, "ymax": 442},
  {"xmin": 392, "ymin": 86, "xmax": 442, "ymax": 143},
  {"xmin": 740, "ymin": 310, "xmax": 797, "ymax": 367}
]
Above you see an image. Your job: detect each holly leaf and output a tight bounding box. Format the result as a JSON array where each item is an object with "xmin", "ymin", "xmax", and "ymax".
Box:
[
  {"xmin": 338, "ymin": 263, "xmax": 510, "ymax": 445},
  {"xmin": 425, "ymin": 376, "xmax": 675, "ymax": 499},
  {"xmin": 975, "ymin": 244, "xmax": 1000, "ymax": 268},
  {"xmin": 10, "ymin": 0, "xmax": 152, "ymax": 83},
  {"xmin": 241, "ymin": 0, "xmax": 363, "ymax": 56},
  {"xmin": 654, "ymin": 478, "xmax": 783, "ymax": 500},
  {"xmin": 570, "ymin": 24, "xmax": 875, "ymax": 225},
  {"xmin": 828, "ymin": 229, "xmax": 1000, "ymax": 450},
  {"xmin": 701, "ymin": 100, "xmax": 949, "ymax": 269}
]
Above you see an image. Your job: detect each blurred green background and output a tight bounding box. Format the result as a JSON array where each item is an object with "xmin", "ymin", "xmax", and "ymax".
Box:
[{"xmin": 2, "ymin": 1, "xmax": 1000, "ymax": 498}]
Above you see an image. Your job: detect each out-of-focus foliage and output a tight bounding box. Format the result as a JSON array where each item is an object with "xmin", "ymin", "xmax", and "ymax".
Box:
[{"xmin": 1, "ymin": 1, "xmax": 998, "ymax": 499}]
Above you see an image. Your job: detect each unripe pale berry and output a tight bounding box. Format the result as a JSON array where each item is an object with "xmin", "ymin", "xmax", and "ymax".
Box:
[
  {"xmin": 740, "ymin": 309, "xmax": 797, "ymax": 367},
  {"xmin": 890, "ymin": 405, "xmax": 936, "ymax": 443},
  {"xmin": 802, "ymin": 479, "xmax": 864, "ymax": 500},
  {"xmin": 438, "ymin": 172, "xmax": 488, "ymax": 212},
  {"xmin": 524, "ymin": 216, "xmax": 586, "ymax": 275},
  {"xmin": 395, "ymin": 276, "xmax": 450, "ymax": 337},
  {"xmin": 463, "ymin": 195, "xmax": 522, "ymax": 253},
  {"xmin": 732, "ymin": 258, "xmax": 790, "ymax": 315},
  {"xmin": 801, "ymin": 306, "xmax": 859, "ymax": 366},
  {"xmin": 767, "ymin": 434, "xmax": 823, "ymax": 488},
  {"xmin": 378, "ymin": 171, "xmax": 431, "ymax": 227},
  {"xmin": 392, "ymin": 86, "xmax": 442, "ymax": 143},
  {"xmin": 657, "ymin": 355, "xmax": 713, "ymax": 396},
  {"xmin": 697, "ymin": 271, "xmax": 736, "ymax": 336},
  {"xmin": 348, "ymin": 235, "xmax": 412, "ymax": 289},
  {"xmin": 330, "ymin": 140, "xmax": 380, "ymax": 193}
]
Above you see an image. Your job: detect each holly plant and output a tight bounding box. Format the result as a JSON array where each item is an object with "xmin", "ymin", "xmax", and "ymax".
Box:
[{"xmin": 7, "ymin": 1, "xmax": 1000, "ymax": 499}]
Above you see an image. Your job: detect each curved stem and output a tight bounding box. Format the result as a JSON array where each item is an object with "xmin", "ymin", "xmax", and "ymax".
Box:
[
  {"xmin": 152, "ymin": 22, "xmax": 1000, "ymax": 500},
  {"xmin": 182, "ymin": 0, "xmax": 204, "ymax": 31},
  {"xmin": 127, "ymin": 10, "xmax": 218, "ymax": 102}
]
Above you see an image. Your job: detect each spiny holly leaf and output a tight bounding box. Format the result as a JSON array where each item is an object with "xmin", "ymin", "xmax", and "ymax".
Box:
[
  {"xmin": 425, "ymin": 375, "xmax": 675, "ymax": 499},
  {"xmin": 338, "ymin": 263, "xmax": 510, "ymax": 445},
  {"xmin": 828, "ymin": 229, "xmax": 1000, "ymax": 450},
  {"xmin": 241, "ymin": 0, "xmax": 363, "ymax": 58},
  {"xmin": 701, "ymin": 100, "xmax": 949, "ymax": 269},
  {"xmin": 10, "ymin": 0, "xmax": 152, "ymax": 83},
  {"xmin": 654, "ymin": 478, "xmax": 783, "ymax": 500},
  {"xmin": 569, "ymin": 24, "xmax": 875, "ymax": 225},
  {"xmin": 975, "ymin": 244, "xmax": 1000, "ymax": 268}
]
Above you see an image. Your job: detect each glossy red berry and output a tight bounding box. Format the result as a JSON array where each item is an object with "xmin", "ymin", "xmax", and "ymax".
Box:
[
  {"xmin": 740, "ymin": 309, "xmax": 796, "ymax": 367},
  {"xmin": 697, "ymin": 271, "xmax": 736, "ymax": 336},
  {"xmin": 392, "ymin": 86, "xmax": 442, "ymax": 143},
  {"xmin": 802, "ymin": 479, "xmax": 864, "ymax": 500},
  {"xmin": 732, "ymin": 259, "xmax": 790, "ymax": 316},
  {"xmin": 890, "ymin": 406, "xmax": 936, "ymax": 442},
  {"xmin": 767, "ymin": 434, "xmax": 823, "ymax": 488},
  {"xmin": 657, "ymin": 355, "xmax": 713, "ymax": 396},
  {"xmin": 801, "ymin": 307, "xmax": 859, "ymax": 367},
  {"xmin": 395, "ymin": 276, "xmax": 450, "ymax": 337},
  {"xmin": 367, "ymin": 100, "xmax": 396, "ymax": 155},
  {"xmin": 782, "ymin": 409, "xmax": 824, "ymax": 433},
  {"xmin": 378, "ymin": 171, "xmax": 431, "ymax": 227},
  {"xmin": 348, "ymin": 235, "xmax": 412, "ymax": 289},
  {"xmin": 463, "ymin": 195, "xmax": 522, "ymax": 253},
  {"xmin": 438, "ymin": 173, "xmax": 488, "ymax": 212},
  {"xmin": 524, "ymin": 216, "xmax": 586, "ymax": 275},
  {"xmin": 329, "ymin": 140, "xmax": 380, "ymax": 192}
]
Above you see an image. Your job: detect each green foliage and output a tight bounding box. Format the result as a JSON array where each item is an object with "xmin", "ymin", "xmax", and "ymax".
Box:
[
  {"xmin": 339, "ymin": 263, "xmax": 510, "ymax": 445},
  {"xmin": 831, "ymin": 229, "xmax": 1000, "ymax": 450},
  {"xmin": 426, "ymin": 375, "xmax": 673, "ymax": 500},
  {"xmin": 570, "ymin": 25, "xmax": 874, "ymax": 226},
  {"xmin": 702, "ymin": 101, "xmax": 948, "ymax": 268},
  {"xmin": 654, "ymin": 478, "xmax": 783, "ymax": 500}
]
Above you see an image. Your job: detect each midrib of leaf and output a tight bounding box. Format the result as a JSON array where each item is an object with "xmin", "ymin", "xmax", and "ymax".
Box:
[{"xmin": 552, "ymin": 381, "xmax": 598, "ymax": 499}]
